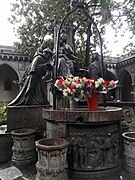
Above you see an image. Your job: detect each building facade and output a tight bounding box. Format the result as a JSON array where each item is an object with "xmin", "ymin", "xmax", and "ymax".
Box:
[
  {"xmin": 0, "ymin": 45, "xmax": 32, "ymax": 104},
  {"xmin": 0, "ymin": 45, "xmax": 135, "ymax": 104}
]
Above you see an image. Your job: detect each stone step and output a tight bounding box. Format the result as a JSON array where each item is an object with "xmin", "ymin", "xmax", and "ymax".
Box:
[{"xmin": 0, "ymin": 166, "xmax": 24, "ymax": 180}]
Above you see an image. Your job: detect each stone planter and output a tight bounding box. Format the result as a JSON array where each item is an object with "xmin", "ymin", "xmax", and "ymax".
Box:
[
  {"xmin": 0, "ymin": 131, "xmax": 12, "ymax": 163},
  {"xmin": 122, "ymin": 131, "xmax": 135, "ymax": 174},
  {"xmin": 11, "ymin": 128, "xmax": 37, "ymax": 166},
  {"xmin": 35, "ymin": 138, "xmax": 70, "ymax": 180}
]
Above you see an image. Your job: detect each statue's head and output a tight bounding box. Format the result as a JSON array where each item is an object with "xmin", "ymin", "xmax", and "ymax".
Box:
[
  {"xmin": 92, "ymin": 53, "xmax": 100, "ymax": 62},
  {"xmin": 60, "ymin": 29, "xmax": 67, "ymax": 44},
  {"xmin": 42, "ymin": 48, "xmax": 53, "ymax": 61}
]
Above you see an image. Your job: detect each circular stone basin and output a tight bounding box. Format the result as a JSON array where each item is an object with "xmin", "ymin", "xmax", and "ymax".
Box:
[{"xmin": 43, "ymin": 106, "xmax": 122, "ymax": 123}]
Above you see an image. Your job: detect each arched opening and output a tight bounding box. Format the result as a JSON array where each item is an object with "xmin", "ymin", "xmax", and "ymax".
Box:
[
  {"xmin": 120, "ymin": 70, "xmax": 133, "ymax": 101},
  {"xmin": 0, "ymin": 64, "xmax": 19, "ymax": 104}
]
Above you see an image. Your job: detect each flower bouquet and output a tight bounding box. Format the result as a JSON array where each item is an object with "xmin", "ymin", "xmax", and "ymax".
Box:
[{"xmin": 55, "ymin": 76, "xmax": 118, "ymax": 110}]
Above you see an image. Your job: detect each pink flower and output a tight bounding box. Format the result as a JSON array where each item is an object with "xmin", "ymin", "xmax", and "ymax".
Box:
[
  {"xmin": 57, "ymin": 79, "xmax": 64, "ymax": 85},
  {"xmin": 70, "ymin": 84, "xmax": 76, "ymax": 90}
]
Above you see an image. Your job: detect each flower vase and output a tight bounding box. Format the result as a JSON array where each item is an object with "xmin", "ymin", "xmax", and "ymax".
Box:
[
  {"xmin": 86, "ymin": 93, "xmax": 98, "ymax": 111},
  {"xmin": 69, "ymin": 98, "xmax": 78, "ymax": 110}
]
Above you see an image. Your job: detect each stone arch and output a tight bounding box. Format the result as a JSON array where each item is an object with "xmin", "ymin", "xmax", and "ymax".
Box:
[
  {"xmin": 0, "ymin": 63, "xmax": 20, "ymax": 104},
  {"xmin": 106, "ymin": 70, "xmax": 117, "ymax": 80},
  {"xmin": 0, "ymin": 62, "xmax": 21, "ymax": 80},
  {"xmin": 134, "ymin": 74, "xmax": 135, "ymax": 83},
  {"xmin": 119, "ymin": 70, "xmax": 133, "ymax": 101}
]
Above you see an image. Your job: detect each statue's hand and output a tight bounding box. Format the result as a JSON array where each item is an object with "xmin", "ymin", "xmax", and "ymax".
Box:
[{"xmin": 46, "ymin": 64, "xmax": 53, "ymax": 71}]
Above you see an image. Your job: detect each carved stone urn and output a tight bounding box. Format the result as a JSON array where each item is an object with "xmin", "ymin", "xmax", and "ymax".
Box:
[
  {"xmin": 35, "ymin": 138, "xmax": 70, "ymax": 180},
  {"xmin": 122, "ymin": 131, "xmax": 135, "ymax": 174},
  {"xmin": 11, "ymin": 128, "xmax": 37, "ymax": 166}
]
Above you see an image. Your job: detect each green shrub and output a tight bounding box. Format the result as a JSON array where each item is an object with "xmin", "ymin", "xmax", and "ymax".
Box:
[{"xmin": 0, "ymin": 102, "xmax": 7, "ymax": 123}]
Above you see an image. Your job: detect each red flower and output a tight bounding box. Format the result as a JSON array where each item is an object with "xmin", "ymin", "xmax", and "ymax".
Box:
[
  {"xmin": 89, "ymin": 78, "xmax": 95, "ymax": 81},
  {"xmin": 57, "ymin": 79, "xmax": 64, "ymax": 85},
  {"xmin": 104, "ymin": 81, "xmax": 109, "ymax": 87}
]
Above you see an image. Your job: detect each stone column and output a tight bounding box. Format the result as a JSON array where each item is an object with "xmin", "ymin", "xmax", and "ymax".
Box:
[
  {"xmin": 131, "ymin": 83, "xmax": 135, "ymax": 101},
  {"xmin": 115, "ymin": 85, "xmax": 123, "ymax": 101}
]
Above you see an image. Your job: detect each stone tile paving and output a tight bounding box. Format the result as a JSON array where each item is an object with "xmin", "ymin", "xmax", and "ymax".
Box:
[
  {"xmin": 0, "ymin": 162, "xmax": 36, "ymax": 180},
  {"xmin": 0, "ymin": 166, "xmax": 23, "ymax": 180},
  {"xmin": 1, "ymin": 162, "xmax": 135, "ymax": 180}
]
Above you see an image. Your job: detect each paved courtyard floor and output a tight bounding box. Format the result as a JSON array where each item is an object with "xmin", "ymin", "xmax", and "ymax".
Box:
[{"xmin": 0, "ymin": 161, "xmax": 135, "ymax": 180}]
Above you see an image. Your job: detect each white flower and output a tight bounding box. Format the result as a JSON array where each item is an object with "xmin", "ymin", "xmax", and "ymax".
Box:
[
  {"xmin": 76, "ymin": 84, "xmax": 82, "ymax": 88},
  {"xmin": 81, "ymin": 90, "xmax": 84, "ymax": 94},
  {"xmin": 98, "ymin": 78, "xmax": 105, "ymax": 84},
  {"xmin": 73, "ymin": 76, "xmax": 79, "ymax": 81},
  {"xmin": 99, "ymin": 87, "xmax": 107, "ymax": 94},
  {"xmin": 95, "ymin": 81, "xmax": 100, "ymax": 88},
  {"xmin": 63, "ymin": 90, "xmax": 68, "ymax": 96}
]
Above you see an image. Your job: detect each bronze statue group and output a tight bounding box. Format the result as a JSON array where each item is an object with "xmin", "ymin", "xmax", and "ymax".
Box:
[{"xmin": 8, "ymin": 30, "xmax": 101, "ymax": 106}]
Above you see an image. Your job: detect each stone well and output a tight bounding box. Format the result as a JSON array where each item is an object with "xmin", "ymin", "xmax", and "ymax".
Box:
[{"xmin": 43, "ymin": 106, "xmax": 122, "ymax": 179}]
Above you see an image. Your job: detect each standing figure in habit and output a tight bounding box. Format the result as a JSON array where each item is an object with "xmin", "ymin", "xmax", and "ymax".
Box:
[
  {"xmin": 88, "ymin": 52, "xmax": 101, "ymax": 79},
  {"xmin": 8, "ymin": 48, "xmax": 53, "ymax": 106}
]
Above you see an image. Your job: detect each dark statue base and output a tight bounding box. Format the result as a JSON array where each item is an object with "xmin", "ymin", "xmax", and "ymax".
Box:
[
  {"xmin": 43, "ymin": 106, "xmax": 122, "ymax": 179},
  {"xmin": 7, "ymin": 105, "xmax": 51, "ymax": 132}
]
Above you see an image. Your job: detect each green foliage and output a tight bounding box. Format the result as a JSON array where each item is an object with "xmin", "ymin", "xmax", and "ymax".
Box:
[
  {"xmin": 0, "ymin": 103, "xmax": 7, "ymax": 122},
  {"xmin": 107, "ymin": 0, "xmax": 135, "ymax": 54},
  {"xmin": 9, "ymin": 0, "xmax": 112, "ymax": 56},
  {"xmin": 9, "ymin": 0, "xmax": 70, "ymax": 55},
  {"xmin": 9, "ymin": 0, "xmax": 135, "ymax": 56}
]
